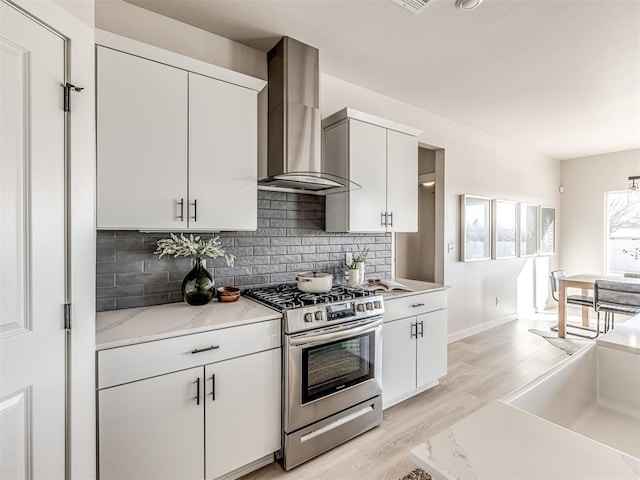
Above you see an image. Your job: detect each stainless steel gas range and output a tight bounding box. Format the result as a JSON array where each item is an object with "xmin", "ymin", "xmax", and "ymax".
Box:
[{"xmin": 243, "ymin": 284, "xmax": 384, "ymax": 470}]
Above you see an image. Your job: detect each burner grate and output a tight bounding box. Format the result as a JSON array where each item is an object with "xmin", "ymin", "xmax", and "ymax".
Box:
[{"xmin": 243, "ymin": 283, "xmax": 374, "ymax": 311}]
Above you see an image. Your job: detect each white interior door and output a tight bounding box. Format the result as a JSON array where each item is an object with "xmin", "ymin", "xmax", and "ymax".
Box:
[{"xmin": 0, "ymin": 2, "xmax": 66, "ymax": 478}]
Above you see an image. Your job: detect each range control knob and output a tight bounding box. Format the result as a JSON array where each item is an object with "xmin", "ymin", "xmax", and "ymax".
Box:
[
  {"xmin": 374, "ymin": 301, "xmax": 382, "ymax": 309},
  {"xmin": 304, "ymin": 312, "xmax": 314, "ymax": 322},
  {"xmin": 315, "ymin": 311, "xmax": 324, "ymax": 321},
  {"xmin": 356, "ymin": 303, "xmax": 366, "ymax": 312},
  {"xmin": 366, "ymin": 302, "xmax": 373, "ymax": 310}
]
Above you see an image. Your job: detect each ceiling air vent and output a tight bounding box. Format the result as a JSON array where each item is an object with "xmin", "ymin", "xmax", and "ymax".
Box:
[{"xmin": 391, "ymin": 0, "xmax": 432, "ymax": 14}]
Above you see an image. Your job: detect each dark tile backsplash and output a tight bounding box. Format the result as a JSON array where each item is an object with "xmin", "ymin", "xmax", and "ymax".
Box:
[{"xmin": 96, "ymin": 191, "xmax": 391, "ymax": 311}]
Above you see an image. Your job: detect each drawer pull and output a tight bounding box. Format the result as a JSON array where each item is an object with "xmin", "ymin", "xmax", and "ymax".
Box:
[
  {"xmin": 410, "ymin": 303, "xmax": 425, "ymax": 308},
  {"xmin": 191, "ymin": 345, "xmax": 220, "ymax": 354}
]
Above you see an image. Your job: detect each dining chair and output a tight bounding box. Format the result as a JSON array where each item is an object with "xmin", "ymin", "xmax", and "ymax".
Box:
[
  {"xmin": 594, "ymin": 278, "xmax": 640, "ymax": 335},
  {"xmin": 549, "ymin": 270, "xmax": 597, "ymax": 338}
]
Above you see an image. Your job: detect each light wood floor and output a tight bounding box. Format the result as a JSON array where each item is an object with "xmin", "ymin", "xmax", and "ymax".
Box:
[{"xmin": 240, "ymin": 313, "xmax": 581, "ymax": 480}]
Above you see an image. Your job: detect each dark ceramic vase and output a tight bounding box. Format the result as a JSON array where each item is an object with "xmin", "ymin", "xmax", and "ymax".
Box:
[{"xmin": 182, "ymin": 257, "xmax": 215, "ymax": 305}]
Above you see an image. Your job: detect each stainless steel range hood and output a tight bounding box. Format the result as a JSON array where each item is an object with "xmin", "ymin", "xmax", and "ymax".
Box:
[{"xmin": 260, "ymin": 37, "xmax": 356, "ymax": 193}]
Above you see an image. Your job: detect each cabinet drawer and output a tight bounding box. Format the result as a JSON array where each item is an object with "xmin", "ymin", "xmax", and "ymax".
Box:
[
  {"xmin": 98, "ymin": 319, "xmax": 281, "ymax": 389},
  {"xmin": 384, "ymin": 290, "xmax": 446, "ymax": 322}
]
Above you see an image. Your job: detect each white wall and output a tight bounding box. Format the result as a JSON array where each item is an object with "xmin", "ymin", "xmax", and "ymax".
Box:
[
  {"xmin": 321, "ymin": 76, "xmax": 561, "ymax": 337},
  {"xmin": 94, "ymin": 3, "xmax": 561, "ymax": 339},
  {"xmin": 54, "ymin": 0, "xmax": 95, "ymax": 27},
  {"xmin": 560, "ymin": 149, "xmax": 640, "ymax": 275},
  {"xmin": 95, "ymin": 0, "xmax": 266, "ymax": 80}
]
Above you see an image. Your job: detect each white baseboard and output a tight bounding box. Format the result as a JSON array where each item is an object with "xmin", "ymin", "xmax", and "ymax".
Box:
[{"xmin": 447, "ymin": 313, "xmax": 518, "ymax": 344}]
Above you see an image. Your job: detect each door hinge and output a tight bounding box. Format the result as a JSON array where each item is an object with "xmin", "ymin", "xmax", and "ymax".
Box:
[
  {"xmin": 64, "ymin": 303, "xmax": 72, "ymax": 330},
  {"xmin": 63, "ymin": 82, "xmax": 84, "ymax": 112}
]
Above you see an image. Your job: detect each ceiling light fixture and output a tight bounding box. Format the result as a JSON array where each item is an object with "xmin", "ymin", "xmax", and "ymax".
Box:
[
  {"xmin": 455, "ymin": 0, "xmax": 483, "ymax": 11},
  {"xmin": 421, "ymin": 181, "xmax": 436, "ymax": 187},
  {"xmin": 629, "ymin": 176, "xmax": 640, "ymax": 202}
]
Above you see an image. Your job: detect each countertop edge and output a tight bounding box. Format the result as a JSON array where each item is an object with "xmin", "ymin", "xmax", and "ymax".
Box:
[
  {"xmin": 95, "ymin": 298, "xmax": 282, "ymax": 351},
  {"xmin": 96, "ymin": 312, "xmax": 281, "ymax": 351},
  {"xmin": 380, "ymin": 278, "xmax": 448, "ymax": 300}
]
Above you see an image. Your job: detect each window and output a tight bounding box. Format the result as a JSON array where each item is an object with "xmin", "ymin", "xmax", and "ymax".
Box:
[{"xmin": 606, "ymin": 191, "xmax": 640, "ymax": 274}]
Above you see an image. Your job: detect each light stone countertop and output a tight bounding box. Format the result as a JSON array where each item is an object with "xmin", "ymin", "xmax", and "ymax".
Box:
[
  {"xmin": 410, "ymin": 401, "xmax": 640, "ymax": 480},
  {"xmin": 596, "ymin": 314, "xmax": 640, "ymax": 355},
  {"xmin": 374, "ymin": 277, "xmax": 447, "ymax": 300},
  {"xmin": 410, "ymin": 314, "xmax": 640, "ymax": 479},
  {"xmin": 96, "ymin": 297, "xmax": 281, "ymax": 351}
]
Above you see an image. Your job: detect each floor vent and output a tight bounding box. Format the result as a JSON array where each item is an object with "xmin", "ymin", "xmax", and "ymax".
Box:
[{"xmin": 391, "ymin": 0, "xmax": 432, "ymax": 14}]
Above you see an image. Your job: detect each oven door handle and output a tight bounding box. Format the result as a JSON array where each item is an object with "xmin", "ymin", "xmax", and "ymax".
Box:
[{"xmin": 288, "ymin": 318, "xmax": 383, "ymax": 346}]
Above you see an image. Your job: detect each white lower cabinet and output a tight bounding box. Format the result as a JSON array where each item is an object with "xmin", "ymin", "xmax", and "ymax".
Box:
[
  {"xmin": 97, "ymin": 321, "xmax": 281, "ymax": 480},
  {"xmin": 382, "ymin": 291, "xmax": 447, "ymax": 408},
  {"xmin": 98, "ymin": 367, "xmax": 205, "ymax": 480},
  {"xmin": 204, "ymin": 349, "xmax": 280, "ymax": 480}
]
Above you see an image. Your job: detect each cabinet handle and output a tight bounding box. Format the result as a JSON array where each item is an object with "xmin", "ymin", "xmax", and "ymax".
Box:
[
  {"xmin": 211, "ymin": 374, "xmax": 216, "ymax": 402},
  {"xmin": 410, "ymin": 303, "xmax": 425, "ymax": 308},
  {"xmin": 177, "ymin": 198, "xmax": 185, "ymax": 222},
  {"xmin": 191, "ymin": 345, "xmax": 220, "ymax": 354},
  {"xmin": 195, "ymin": 377, "xmax": 201, "ymax": 406},
  {"xmin": 190, "ymin": 199, "xmax": 198, "ymax": 222},
  {"xmin": 418, "ymin": 320, "xmax": 424, "ymax": 338},
  {"xmin": 380, "ymin": 212, "xmax": 387, "ymax": 227},
  {"xmin": 410, "ymin": 322, "xmax": 418, "ymax": 339},
  {"xmin": 388, "ymin": 211, "xmax": 393, "ymax": 227}
]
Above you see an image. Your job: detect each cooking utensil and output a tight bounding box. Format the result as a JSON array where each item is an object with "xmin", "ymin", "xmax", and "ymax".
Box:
[{"xmin": 296, "ymin": 272, "xmax": 333, "ymax": 293}]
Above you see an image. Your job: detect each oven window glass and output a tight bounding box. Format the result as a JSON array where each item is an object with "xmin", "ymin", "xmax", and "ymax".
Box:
[{"xmin": 302, "ymin": 331, "xmax": 375, "ymax": 404}]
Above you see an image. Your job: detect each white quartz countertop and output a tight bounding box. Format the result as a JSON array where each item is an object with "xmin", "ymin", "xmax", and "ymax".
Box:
[
  {"xmin": 410, "ymin": 401, "xmax": 640, "ymax": 480},
  {"xmin": 596, "ymin": 314, "xmax": 640, "ymax": 355},
  {"xmin": 96, "ymin": 298, "xmax": 281, "ymax": 351},
  {"xmin": 377, "ymin": 277, "xmax": 447, "ymax": 300}
]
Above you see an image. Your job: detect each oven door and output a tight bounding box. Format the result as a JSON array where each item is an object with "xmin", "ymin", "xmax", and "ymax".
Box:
[{"xmin": 284, "ymin": 317, "xmax": 382, "ymax": 433}]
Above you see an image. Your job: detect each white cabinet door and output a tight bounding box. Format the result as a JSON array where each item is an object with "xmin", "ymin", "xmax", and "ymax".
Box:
[
  {"xmin": 204, "ymin": 348, "xmax": 281, "ymax": 479},
  {"xmin": 98, "ymin": 367, "xmax": 204, "ymax": 480},
  {"xmin": 416, "ymin": 309, "xmax": 448, "ymax": 388},
  {"xmin": 188, "ymin": 73, "xmax": 257, "ymax": 230},
  {"xmin": 386, "ymin": 129, "xmax": 418, "ymax": 232},
  {"xmin": 97, "ymin": 47, "xmax": 188, "ymax": 230},
  {"xmin": 382, "ymin": 317, "xmax": 417, "ymax": 406},
  {"xmin": 348, "ymin": 119, "xmax": 387, "ymax": 232}
]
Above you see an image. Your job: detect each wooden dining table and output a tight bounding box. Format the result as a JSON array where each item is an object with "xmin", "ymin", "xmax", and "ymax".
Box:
[{"xmin": 557, "ymin": 274, "xmax": 616, "ymax": 338}]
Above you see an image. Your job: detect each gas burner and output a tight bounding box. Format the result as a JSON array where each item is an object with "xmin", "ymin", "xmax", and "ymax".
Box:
[{"xmin": 242, "ymin": 283, "xmax": 374, "ymax": 311}]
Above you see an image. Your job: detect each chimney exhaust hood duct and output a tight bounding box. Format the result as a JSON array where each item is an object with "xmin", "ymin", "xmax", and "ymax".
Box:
[{"xmin": 260, "ymin": 36, "xmax": 357, "ymax": 193}]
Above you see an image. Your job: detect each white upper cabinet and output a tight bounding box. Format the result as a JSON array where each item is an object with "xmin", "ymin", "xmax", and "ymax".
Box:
[
  {"xmin": 97, "ymin": 46, "xmax": 188, "ymax": 231},
  {"xmin": 96, "ymin": 34, "xmax": 265, "ymax": 231},
  {"xmin": 188, "ymin": 73, "xmax": 257, "ymax": 230},
  {"xmin": 323, "ymin": 108, "xmax": 421, "ymax": 233},
  {"xmin": 387, "ymin": 129, "xmax": 419, "ymax": 232}
]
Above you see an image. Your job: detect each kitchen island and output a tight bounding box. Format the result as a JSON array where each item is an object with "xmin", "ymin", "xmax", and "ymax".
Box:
[{"xmin": 410, "ymin": 315, "xmax": 640, "ymax": 479}]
